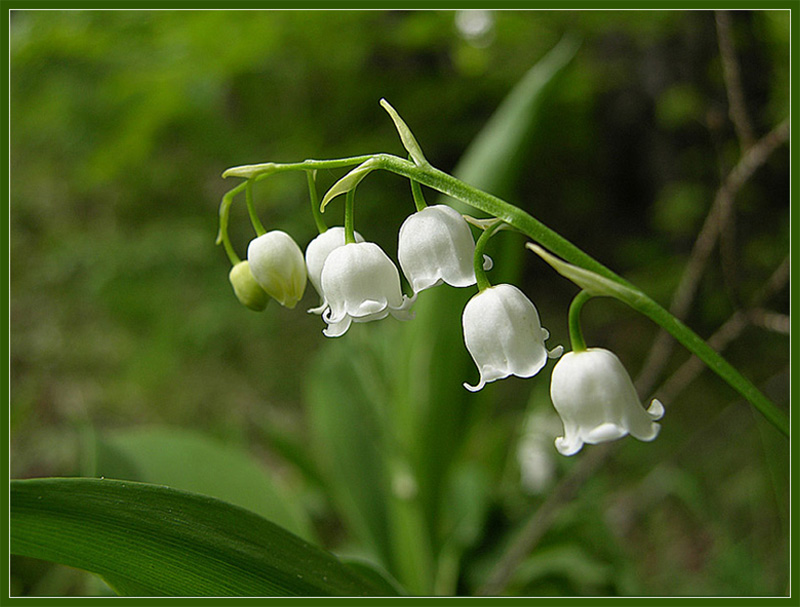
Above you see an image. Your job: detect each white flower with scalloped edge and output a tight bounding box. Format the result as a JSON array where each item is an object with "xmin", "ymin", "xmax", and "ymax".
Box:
[
  {"xmin": 247, "ymin": 230, "xmax": 307, "ymax": 309},
  {"xmin": 305, "ymin": 227, "xmax": 365, "ymax": 314},
  {"xmin": 320, "ymin": 241, "xmax": 415, "ymax": 337},
  {"xmin": 462, "ymin": 283, "xmax": 562, "ymax": 392},
  {"xmin": 398, "ymin": 205, "xmax": 491, "ymax": 294},
  {"xmin": 550, "ymin": 347, "xmax": 665, "ymax": 456}
]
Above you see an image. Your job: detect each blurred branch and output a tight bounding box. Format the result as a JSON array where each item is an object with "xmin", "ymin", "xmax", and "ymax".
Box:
[
  {"xmin": 748, "ymin": 309, "xmax": 789, "ymax": 336},
  {"xmin": 656, "ymin": 256, "xmax": 788, "ymax": 413},
  {"xmin": 715, "ymin": 10, "xmax": 756, "ymax": 150},
  {"xmin": 477, "ymin": 443, "xmax": 611, "ymax": 596},
  {"xmin": 717, "ymin": 9, "xmax": 776, "ymax": 306},
  {"xmin": 656, "ymin": 309, "xmax": 788, "ymax": 402},
  {"xmin": 635, "ymin": 118, "xmax": 789, "ymax": 395}
]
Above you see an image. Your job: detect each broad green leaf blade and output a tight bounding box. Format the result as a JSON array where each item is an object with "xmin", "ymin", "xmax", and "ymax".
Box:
[
  {"xmin": 88, "ymin": 426, "xmax": 313, "ymax": 541},
  {"xmin": 10, "ymin": 478, "xmax": 397, "ymax": 597}
]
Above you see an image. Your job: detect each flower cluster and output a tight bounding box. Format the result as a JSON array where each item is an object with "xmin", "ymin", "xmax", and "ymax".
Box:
[
  {"xmin": 224, "ymin": 196, "xmax": 665, "ymax": 457},
  {"xmin": 221, "ymin": 142, "xmax": 664, "ymax": 458}
]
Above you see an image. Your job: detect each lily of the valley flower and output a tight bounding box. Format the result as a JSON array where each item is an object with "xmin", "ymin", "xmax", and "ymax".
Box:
[
  {"xmin": 398, "ymin": 204, "xmax": 487, "ymax": 293},
  {"xmin": 305, "ymin": 227, "xmax": 364, "ymax": 314},
  {"xmin": 550, "ymin": 347, "xmax": 665, "ymax": 456},
  {"xmin": 247, "ymin": 230, "xmax": 307, "ymax": 309},
  {"xmin": 228, "ymin": 260, "xmax": 269, "ymax": 311},
  {"xmin": 462, "ymin": 284, "xmax": 562, "ymax": 392},
  {"xmin": 516, "ymin": 409, "xmax": 563, "ymax": 495},
  {"xmin": 320, "ymin": 241, "xmax": 415, "ymax": 337}
]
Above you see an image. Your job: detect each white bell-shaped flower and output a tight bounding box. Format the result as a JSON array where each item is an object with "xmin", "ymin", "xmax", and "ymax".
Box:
[
  {"xmin": 247, "ymin": 230, "xmax": 307, "ymax": 309},
  {"xmin": 398, "ymin": 204, "xmax": 490, "ymax": 293},
  {"xmin": 320, "ymin": 241, "xmax": 415, "ymax": 337},
  {"xmin": 305, "ymin": 227, "xmax": 364, "ymax": 314},
  {"xmin": 516, "ymin": 409, "xmax": 563, "ymax": 495},
  {"xmin": 550, "ymin": 347, "xmax": 665, "ymax": 456},
  {"xmin": 462, "ymin": 284, "xmax": 562, "ymax": 392}
]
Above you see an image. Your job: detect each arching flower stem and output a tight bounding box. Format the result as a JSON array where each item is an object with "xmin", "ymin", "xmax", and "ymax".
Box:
[
  {"xmin": 568, "ymin": 290, "xmax": 593, "ymax": 353},
  {"xmin": 223, "ymin": 155, "xmax": 379, "ymax": 180},
  {"xmin": 473, "ymin": 220, "xmax": 503, "ymax": 292},
  {"xmin": 307, "ymin": 170, "xmax": 327, "ymax": 234},
  {"xmin": 409, "ymin": 179, "xmax": 427, "ymax": 212},
  {"xmin": 344, "ymin": 189, "xmax": 357, "ymax": 245},
  {"xmin": 216, "ymin": 180, "xmax": 247, "ymax": 265},
  {"xmin": 245, "ymin": 180, "xmax": 266, "ymax": 237}
]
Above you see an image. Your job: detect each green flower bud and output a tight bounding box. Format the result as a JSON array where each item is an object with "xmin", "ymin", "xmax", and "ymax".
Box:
[{"xmin": 229, "ymin": 261, "xmax": 269, "ymax": 312}]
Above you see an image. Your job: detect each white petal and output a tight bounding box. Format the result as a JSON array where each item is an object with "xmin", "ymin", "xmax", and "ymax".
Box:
[
  {"xmin": 549, "ymin": 348, "xmax": 665, "ymax": 454},
  {"xmin": 585, "ymin": 422, "xmax": 628, "ymax": 443},
  {"xmin": 319, "ymin": 241, "xmax": 413, "ymax": 337},
  {"xmin": 305, "ymin": 227, "xmax": 364, "ymax": 302},
  {"xmin": 323, "ymin": 316, "xmax": 352, "ymax": 338},
  {"xmin": 307, "ymin": 301, "xmax": 328, "ymax": 315},
  {"xmin": 398, "ymin": 205, "xmax": 478, "ymax": 293},
  {"xmin": 647, "ymin": 399, "xmax": 665, "ymax": 420},
  {"xmin": 555, "ymin": 434, "xmax": 584, "ymax": 456},
  {"xmin": 463, "ymin": 378, "xmax": 486, "ymax": 392},
  {"xmin": 462, "ymin": 284, "xmax": 557, "ymax": 391}
]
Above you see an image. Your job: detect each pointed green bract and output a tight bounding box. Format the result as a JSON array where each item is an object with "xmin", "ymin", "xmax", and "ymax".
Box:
[
  {"xmin": 320, "ymin": 158, "xmax": 378, "ymax": 210},
  {"xmin": 222, "ymin": 161, "xmax": 279, "ymax": 180},
  {"xmin": 527, "ymin": 243, "xmax": 643, "ymax": 303},
  {"xmin": 380, "ymin": 98, "xmax": 429, "ymax": 167}
]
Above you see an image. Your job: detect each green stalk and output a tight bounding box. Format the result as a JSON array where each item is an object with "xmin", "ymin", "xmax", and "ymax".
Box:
[
  {"xmin": 223, "ymin": 155, "xmax": 379, "ymax": 180},
  {"xmin": 216, "ymin": 181, "xmax": 248, "ymax": 265},
  {"xmin": 221, "ymin": 153, "xmax": 788, "ymax": 437},
  {"xmin": 245, "ymin": 180, "xmax": 266, "ymax": 237},
  {"xmin": 409, "ymin": 179, "xmax": 427, "ymax": 212},
  {"xmin": 307, "ymin": 170, "xmax": 327, "ymax": 234},
  {"xmin": 568, "ymin": 291, "xmax": 593, "ymax": 352},
  {"xmin": 472, "ymin": 221, "xmax": 503, "ymax": 292},
  {"xmin": 344, "ymin": 189, "xmax": 356, "ymax": 245}
]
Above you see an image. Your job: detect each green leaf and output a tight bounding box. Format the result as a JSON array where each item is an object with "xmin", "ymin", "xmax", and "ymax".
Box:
[
  {"xmin": 527, "ymin": 242, "xmax": 644, "ymax": 303},
  {"xmin": 88, "ymin": 426, "xmax": 314, "ymax": 541},
  {"xmin": 10, "ymin": 477, "xmax": 398, "ymax": 597},
  {"xmin": 444, "ymin": 34, "xmax": 581, "ymax": 209},
  {"xmin": 319, "ymin": 158, "xmax": 378, "ymax": 210},
  {"xmin": 340, "ymin": 558, "xmax": 407, "ymax": 597},
  {"xmin": 306, "ymin": 335, "xmax": 392, "ymax": 568},
  {"xmin": 379, "ymin": 98, "xmax": 429, "ymax": 167}
]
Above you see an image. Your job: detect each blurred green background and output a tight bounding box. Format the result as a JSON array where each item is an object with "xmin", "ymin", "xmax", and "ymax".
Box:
[{"xmin": 10, "ymin": 9, "xmax": 789, "ymax": 597}]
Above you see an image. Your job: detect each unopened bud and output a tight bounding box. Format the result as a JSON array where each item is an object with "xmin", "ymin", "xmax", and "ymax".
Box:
[
  {"xmin": 247, "ymin": 231, "xmax": 307, "ymax": 308},
  {"xmin": 229, "ymin": 261, "xmax": 269, "ymax": 311}
]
